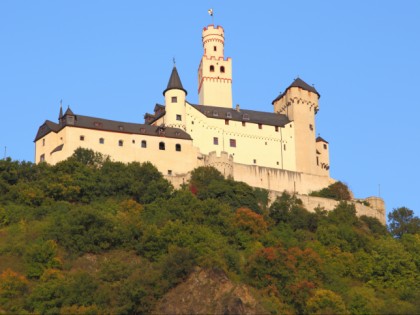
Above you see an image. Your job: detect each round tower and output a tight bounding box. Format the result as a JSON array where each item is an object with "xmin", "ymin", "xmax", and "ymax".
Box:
[
  {"xmin": 163, "ymin": 66, "xmax": 187, "ymax": 130},
  {"xmin": 198, "ymin": 25, "xmax": 232, "ymax": 108}
]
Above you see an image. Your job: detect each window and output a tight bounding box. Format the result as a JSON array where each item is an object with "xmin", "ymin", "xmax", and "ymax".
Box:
[
  {"xmin": 140, "ymin": 128, "xmax": 146, "ymax": 133},
  {"xmin": 40, "ymin": 154, "xmax": 45, "ymax": 162},
  {"xmin": 276, "ymin": 161, "xmax": 279, "ymax": 165},
  {"xmin": 275, "ymin": 126, "xmax": 279, "ymax": 132},
  {"xmin": 213, "ymin": 46, "xmax": 217, "ymax": 51},
  {"xmin": 118, "ymin": 125, "xmax": 124, "ymax": 131},
  {"xmin": 323, "ymin": 144, "xmax": 327, "ymax": 149},
  {"xmin": 258, "ymin": 124, "xmax": 262, "ymax": 129},
  {"xmin": 213, "ymin": 137, "xmax": 219, "ymax": 145},
  {"xmin": 171, "ymin": 96, "xmax": 177, "ymax": 103},
  {"xmin": 253, "ymin": 159, "xmax": 257, "ymax": 164},
  {"xmin": 159, "ymin": 142, "xmax": 165, "ymax": 150},
  {"xmin": 176, "ymin": 114, "xmax": 182, "ymax": 121},
  {"xmin": 226, "ymin": 112, "xmax": 232, "ymax": 118},
  {"xmin": 175, "ymin": 144, "xmax": 181, "ymax": 152},
  {"xmin": 230, "ymin": 139, "xmax": 236, "ymax": 147},
  {"xmin": 42, "ymin": 139, "xmax": 45, "ymax": 146},
  {"xmin": 94, "ymin": 121, "xmax": 103, "ymax": 128},
  {"xmin": 141, "ymin": 140, "xmax": 147, "ymax": 148},
  {"xmin": 243, "ymin": 113, "xmax": 250, "ymax": 120},
  {"xmin": 168, "ymin": 170, "xmax": 172, "ymax": 175},
  {"xmin": 132, "ymin": 140, "xmax": 135, "ymax": 144},
  {"xmin": 80, "ymin": 135, "xmax": 85, "ymax": 141},
  {"xmin": 210, "ymin": 65, "xmax": 215, "ymax": 72},
  {"xmin": 99, "ymin": 138, "xmax": 104, "ymax": 144},
  {"xmin": 225, "ymin": 119, "xmax": 229, "ymax": 125},
  {"xmin": 242, "ymin": 122, "xmax": 246, "ymax": 127},
  {"xmin": 220, "ymin": 66, "xmax": 225, "ymax": 73},
  {"xmin": 213, "ymin": 111, "xmax": 219, "ymax": 117},
  {"xmin": 317, "ymin": 157, "xmax": 319, "ymax": 166},
  {"xmin": 309, "ymin": 124, "xmax": 313, "ymax": 131},
  {"xmin": 284, "ymin": 144, "xmax": 286, "ymax": 151},
  {"xmin": 118, "ymin": 140, "xmax": 123, "ymax": 147}
]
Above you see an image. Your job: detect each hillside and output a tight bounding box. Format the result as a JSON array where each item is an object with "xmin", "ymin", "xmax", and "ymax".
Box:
[{"xmin": 0, "ymin": 148, "xmax": 419, "ymax": 314}]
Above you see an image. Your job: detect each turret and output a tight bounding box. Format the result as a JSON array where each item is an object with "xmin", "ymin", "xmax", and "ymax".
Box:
[
  {"xmin": 272, "ymin": 78, "xmax": 324, "ymax": 175},
  {"xmin": 163, "ymin": 66, "xmax": 187, "ymax": 129},
  {"xmin": 198, "ymin": 25, "xmax": 232, "ymax": 108}
]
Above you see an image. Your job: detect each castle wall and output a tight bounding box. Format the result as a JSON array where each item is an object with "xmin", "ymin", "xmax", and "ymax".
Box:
[
  {"xmin": 36, "ymin": 126, "xmax": 200, "ymax": 176},
  {"xmin": 185, "ymin": 104, "xmax": 297, "ymax": 171}
]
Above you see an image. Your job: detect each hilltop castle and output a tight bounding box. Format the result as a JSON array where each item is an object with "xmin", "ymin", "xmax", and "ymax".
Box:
[{"xmin": 34, "ymin": 24, "xmax": 385, "ymax": 222}]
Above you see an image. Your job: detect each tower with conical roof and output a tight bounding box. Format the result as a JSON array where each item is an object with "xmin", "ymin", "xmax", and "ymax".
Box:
[
  {"xmin": 272, "ymin": 78, "xmax": 327, "ymax": 176},
  {"xmin": 198, "ymin": 25, "xmax": 232, "ymax": 108},
  {"xmin": 163, "ymin": 66, "xmax": 187, "ymax": 129}
]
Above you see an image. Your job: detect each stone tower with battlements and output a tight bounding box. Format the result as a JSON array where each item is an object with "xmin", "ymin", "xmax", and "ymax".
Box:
[{"xmin": 198, "ymin": 25, "xmax": 232, "ymax": 108}]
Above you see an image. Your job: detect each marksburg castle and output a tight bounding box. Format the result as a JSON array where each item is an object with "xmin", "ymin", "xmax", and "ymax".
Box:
[{"xmin": 35, "ymin": 24, "xmax": 385, "ymax": 223}]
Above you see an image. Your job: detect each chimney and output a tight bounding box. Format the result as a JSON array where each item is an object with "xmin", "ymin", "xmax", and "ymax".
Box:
[{"xmin": 236, "ymin": 104, "xmax": 240, "ymax": 112}]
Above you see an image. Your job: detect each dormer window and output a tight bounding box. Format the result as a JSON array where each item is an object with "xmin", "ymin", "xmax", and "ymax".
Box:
[
  {"xmin": 220, "ymin": 66, "xmax": 225, "ymax": 73},
  {"xmin": 210, "ymin": 65, "xmax": 215, "ymax": 72},
  {"xmin": 226, "ymin": 112, "xmax": 232, "ymax": 118},
  {"xmin": 213, "ymin": 111, "xmax": 219, "ymax": 117},
  {"xmin": 243, "ymin": 113, "xmax": 250, "ymax": 120},
  {"xmin": 118, "ymin": 126, "xmax": 124, "ymax": 131}
]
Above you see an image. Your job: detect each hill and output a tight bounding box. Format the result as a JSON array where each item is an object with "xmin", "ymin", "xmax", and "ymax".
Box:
[{"xmin": 0, "ymin": 148, "xmax": 419, "ymax": 314}]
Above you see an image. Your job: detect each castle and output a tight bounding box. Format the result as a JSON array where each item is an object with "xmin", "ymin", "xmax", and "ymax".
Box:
[{"xmin": 34, "ymin": 24, "xmax": 385, "ymax": 223}]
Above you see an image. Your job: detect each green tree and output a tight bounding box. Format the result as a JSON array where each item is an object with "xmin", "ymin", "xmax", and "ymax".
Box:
[
  {"xmin": 388, "ymin": 207, "xmax": 420, "ymax": 238},
  {"xmin": 306, "ymin": 289, "xmax": 348, "ymax": 315}
]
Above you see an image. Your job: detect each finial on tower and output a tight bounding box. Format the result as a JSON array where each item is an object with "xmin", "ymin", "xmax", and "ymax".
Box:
[
  {"xmin": 208, "ymin": 8, "xmax": 214, "ymax": 24},
  {"xmin": 173, "ymin": 57, "xmax": 176, "ymax": 66}
]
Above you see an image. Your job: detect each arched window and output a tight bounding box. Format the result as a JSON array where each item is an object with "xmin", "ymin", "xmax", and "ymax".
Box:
[
  {"xmin": 220, "ymin": 66, "xmax": 225, "ymax": 73},
  {"xmin": 99, "ymin": 138, "xmax": 104, "ymax": 144},
  {"xmin": 118, "ymin": 140, "xmax": 123, "ymax": 147},
  {"xmin": 175, "ymin": 144, "xmax": 181, "ymax": 152},
  {"xmin": 141, "ymin": 140, "xmax": 147, "ymax": 148},
  {"xmin": 210, "ymin": 65, "xmax": 215, "ymax": 72},
  {"xmin": 159, "ymin": 142, "xmax": 165, "ymax": 150}
]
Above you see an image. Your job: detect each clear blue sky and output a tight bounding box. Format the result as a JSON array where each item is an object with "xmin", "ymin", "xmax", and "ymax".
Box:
[{"xmin": 1, "ymin": 1, "xmax": 419, "ymax": 219}]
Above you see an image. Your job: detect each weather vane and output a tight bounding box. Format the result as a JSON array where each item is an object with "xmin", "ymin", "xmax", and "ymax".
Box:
[
  {"xmin": 173, "ymin": 57, "xmax": 176, "ymax": 66},
  {"xmin": 208, "ymin": 8, "xmax": 214, "ymax": 24}
]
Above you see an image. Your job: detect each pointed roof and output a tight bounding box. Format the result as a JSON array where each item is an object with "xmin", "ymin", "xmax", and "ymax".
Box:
[
  {"xmin": 58, "ymin": 105, "xmax": 63, "ymax": 120},
  {"xmin": 64, "ymin": 106, "xmax": 74, "ymax": 116},
  {"xmin": 316, "ymin": 136, "xmax": 329, "ymax": 144},
  {"xmin": 272, "ymin": 77, "xmax": 320, "ymax": 104},
  {"xmin": 163, "ymin": 66, "xmax": 188, "ymax": 95}
]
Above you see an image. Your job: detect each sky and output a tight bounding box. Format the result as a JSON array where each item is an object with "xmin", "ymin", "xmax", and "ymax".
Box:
[{"xmin": 1, "ymin": 1, "xmax": 419, "ymax": 219}]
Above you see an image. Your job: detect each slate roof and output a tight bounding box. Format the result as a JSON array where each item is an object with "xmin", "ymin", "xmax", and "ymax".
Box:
[
  {"xmin": 272, "ymin": 77, "xmax": 320, "ymax": 104},
  {"xmin": 35, "ymin": 112, "xmax": 192, "ymax": 142},
  {"xmin": 316, "ymin": 136, "xmax": 329, "ymax": 144},
  {"xmin": 163, "ymin": 66, "xmax": 188, "ymax": 95},
  {"xmin": 190, "ymin": 104, "xmax": 290, "ymax": 127}
]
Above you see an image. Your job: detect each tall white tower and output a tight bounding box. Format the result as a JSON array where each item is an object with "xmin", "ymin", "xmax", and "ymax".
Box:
[{"xmin": 198, "ymin": 25, "xmax": 232, "ymax": 108}]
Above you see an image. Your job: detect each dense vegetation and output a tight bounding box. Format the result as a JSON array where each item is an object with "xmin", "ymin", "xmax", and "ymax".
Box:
[{"xmin": 0, "ymin": 149, "xmax": 419, "ymax": 314}]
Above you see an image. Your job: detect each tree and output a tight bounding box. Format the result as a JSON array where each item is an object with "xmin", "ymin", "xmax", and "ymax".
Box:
[
  {"xmin": 310, "ymin": 181, "xmax": 352, "ymax": 201},
  {"xmin": 306, "ymin": 289, "xmax": 348, "ymax": 315},
  {"xmin": 388, "ymin": 207, "xmax": 420, "ymax": 238}
]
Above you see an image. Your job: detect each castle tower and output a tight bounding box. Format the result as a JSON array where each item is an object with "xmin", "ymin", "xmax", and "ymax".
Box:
[
  {"xmin": 272, "ymin": 78, "xmax": 323, "ymax": 175},
  {"xmin": 198, "ymin": 25, "xmax": 232, "ymax": 108},
  {"xmin": 163, "ymin": 66, "xmax": 187, "ymax": 130}
]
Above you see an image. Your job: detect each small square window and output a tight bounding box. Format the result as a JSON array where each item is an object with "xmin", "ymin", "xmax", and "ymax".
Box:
[
  {"xmin": 99, "ymin": 138, "xmax": 104, "ymax": 144},
  {"xmin": 230, "ymin": 139, "xmax": 236, "ymax": 147},
  {"xmin": 175, "ymin": 144, "xmax": 181, "ymax": 152},
  {"xmin": 118, "ymin": 140, "xmax": 123, "ymax": 146},
  {"xmin": 176, "ymin": 114, "xmax": 182, "ymax": 121},
  {"xmin": 323, "ymin": 144, "xmax": 327, "ymax": 149},
  {"xmin": 309, "ymin": 124, "xmax": 313, "ymax": 131},
  {"xmin": 40, "ymin": 154, "xmax": 45, "ymax": 162},
  {"xmin": 171, "ymin": 96, "xmax": 177, "ymax": 103},
  {"xmin": 213, "ymin": 137, "xmax": 219, "ymax": 145},
  {"xmin": 168, "ymin": 170, "xmax": 172, "ymax": 175},
  {"xmin": 141, "ymin": 140, "xmax": 147, "ymax": 148},
  {"xmin": 225, "ymin": 119, "xmax": 229, "ymax": 125},
  {"xmin": 253, "ymin": 159, "xmax": 256, "ymax": 164},
  {"xmin": 258, "ymin": 124, "xmax": 262, "ymax": 129},
  {"xmin": 242, "ymin": 122, "xmax": 246, "ymax": 127},
  {"xmin": 80, "ymin": 135, "xmax": 85, "ymax": 141},
  {"xmin": 132, "ymin": 140, "xmax": 135, "ymax": 144}
]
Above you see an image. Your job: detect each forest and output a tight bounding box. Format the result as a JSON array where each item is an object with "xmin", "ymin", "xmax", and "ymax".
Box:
[{"xmin": 0, "ymin": 148, "xmax": 419, "ymax": 314}]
